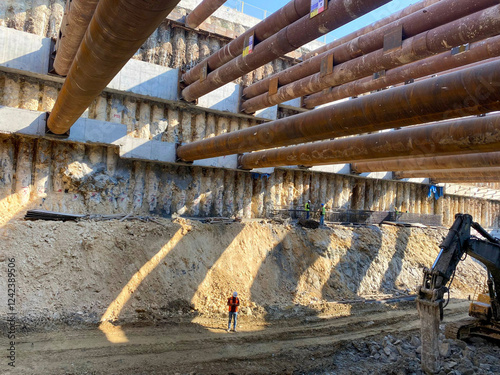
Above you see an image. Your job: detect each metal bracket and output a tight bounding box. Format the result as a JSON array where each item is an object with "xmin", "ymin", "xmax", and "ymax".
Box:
[
  {"xmin": 200, "ymin": 61, "xmax": 208, "ymax": 82},
  {"xmin": 237, "ymin": 154, "xmax": 251, "ymax": 170},
  {"xmin": 269, "ymin": 77, "xmax": 279, "ymax": 96},
  {"xmin": 44, "ymin": 113, "xmax": 70, "ymax": 139},
  {"xmin": 383, "ymin": 24, "xmax": 403, "ymax": 53},
  {"xmin": 320, "ymin": 53, "xmax": 334, "ymax": 77},
  {"xmin": 451, "ymin": 43, "xmax": 470, "ymax": 56}
]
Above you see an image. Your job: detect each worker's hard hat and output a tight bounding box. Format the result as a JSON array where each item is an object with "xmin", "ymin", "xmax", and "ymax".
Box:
[
  {"xmin": 308, "ymin": 200, "xmax": 311, "ymax": 202},
  {"xmin": 233, "ymin": 291, "xmax": 238, "ymax": 297},
  {"xmin": 321, "ymin": 203, "xmax": 324, "ymax": 206}
]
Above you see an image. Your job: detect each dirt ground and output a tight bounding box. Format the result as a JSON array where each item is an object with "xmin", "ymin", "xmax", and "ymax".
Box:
[
  {"xmin": 4, "ymin": 300, "xmax": 500, "ymax": 375},
  {"xmin": 0, "ymin": 218, "xmax": 497, "ymax": 374}
]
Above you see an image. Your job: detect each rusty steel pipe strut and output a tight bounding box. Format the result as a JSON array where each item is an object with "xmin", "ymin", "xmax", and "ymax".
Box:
[
  {"xmin": 181, "ymin": 0, "xmax": 391, "ymax": 102},
  {"xmin": 176, "ymin": 59, "xmax": 500, "ymax": 162},
  {"xmin": 432, "ymin": 177, "xmax": 500, "ymax": 183},
  {"xmin": 242, "ymin": 0, "xmax": 495, "ymax": 100},
  {"xmin": 241, "ymin": 4, "xmax": 500, "ymax": 113},
  {"xmin": 185, "ymin": 0, "xmax": 227, "ymax": 29},
  {"xmin": 53, "ymin": 0, "xmax": 100, "ymax": 76},
  {"xmin": 352, "ymin": 151, "xmax": 500, "ymax": 174},
  {"xmin": 394, "ymin": 168, "xmax": 500, "ymax": 179},
  {"xmin": 238, "ymin": 114, "xmax": 500, "ymax": 170},
  {"xmin": 304, "ymin": 36, "xmax": 500, "ymax": 109},
  {"xmin": 47, "ymin": 0, "xmax": 181, "ymax": 135},
  {"xmin": 182, "ymin": 0, "xmax": 311, "ymax": 86},
  {"xmin": 302, "ymin": 0, "xmax": 441, "ymax": 60}
]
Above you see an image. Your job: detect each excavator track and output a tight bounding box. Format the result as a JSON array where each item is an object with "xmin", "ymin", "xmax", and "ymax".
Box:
[
  {"xmin": 445, "ymin": 318, "xmax": 500, "ymax": 342},
  {"xmin": 444, "ymin": 318, "xmax": 478, "ymax": 340}
]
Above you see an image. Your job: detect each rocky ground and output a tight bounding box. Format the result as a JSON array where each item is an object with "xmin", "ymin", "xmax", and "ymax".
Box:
[{"xmin": 0, "ymin": 218, "xmax": 497, "ymax": 374}]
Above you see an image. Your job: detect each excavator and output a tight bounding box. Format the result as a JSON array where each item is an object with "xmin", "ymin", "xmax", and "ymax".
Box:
[{"xmin": 416, "ymin": 214, "xmax": 500, "ymax": 374}]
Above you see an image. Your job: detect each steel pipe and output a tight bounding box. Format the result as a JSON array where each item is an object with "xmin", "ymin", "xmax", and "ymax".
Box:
[
  {"xmin": 302, "ymin": 0, "xmax": 441, "ymax": 60},
  {"xmin": 181, "ymin": 0, "xmax": 391, "ymax": 102},
  {"xmin": 432, "ymin": 177, "xmax": 500, "ymax": 183},
  {"xmin": 242, "ymin": 0, "xmax": 495, "ymax": 100},
  {"xmin": 395, "ymin": 168, "xmax": 500, "ymax": 179},
  {"xmin": 53, "ymin": 0, "xmax": 100, "ymax": 76},
  {"xmin": 47, "ymin": 0, "xmax": 181, "ymax": 135},
  {"xmin": 238, "ymin": 115, "xmax": 500, "ymax": 169},
  {"xmin": 352, "ymin": 152, "xmax": 500, "ymax": 173},
  {"xmin": 176, "ymin": 59, "xmax": 500, "ymax": 162},
  {"xmin": 182, "ymin": 0, "xmax": 311, "ymax": 86},
  {"xmin": 185, "ymin": 0, "xmax": 226, "ymax": 29},
  {"xmin": 304, "ymin": 36, "xmax": 500, "ymax": 108},
  {"xmin": 241, "ymin": 4, "xmax": 500, "ymax": 113}
]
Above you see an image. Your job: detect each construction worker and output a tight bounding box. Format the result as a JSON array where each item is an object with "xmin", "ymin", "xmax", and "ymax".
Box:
[
  {"xmin": 305, "ymin": 200, "xmax": 311, "ymax": 219},
  {"xmin": 227, "ymin": 291, "xmax": 240, "ymax": 332},
  {"xmin": 320, "ymin": 203, "xmax": 326, "ymax": 225}
]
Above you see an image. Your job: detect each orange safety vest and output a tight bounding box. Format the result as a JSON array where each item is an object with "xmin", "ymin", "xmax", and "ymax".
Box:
[{"xmin": 227, "ymin": 296, "xmax": 240, "ymax": 312}]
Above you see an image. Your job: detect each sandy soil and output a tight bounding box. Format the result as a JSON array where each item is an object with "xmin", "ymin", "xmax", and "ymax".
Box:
[{"xmin": 3, "ymin": 300, "xmax": 474, "ymax": 375}]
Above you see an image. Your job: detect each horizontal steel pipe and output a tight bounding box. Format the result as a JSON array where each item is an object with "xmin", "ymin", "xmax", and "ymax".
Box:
[
  {"xmin": 238, "ymin": 115, "xmax": 500, "ymax": 169},
  {"xmin": 182, "ymin": 0, "xmax": 311, "ymax": 85},
  {"xmin": 53, "ymin": 0, "xmax": 100, "ymax": 76},
  {"xmin": 47, "ymin": 0, "xmax": 181, "ymax": 135},
  {"xmin": 185, "ymin": 0, "xmax": 226, "ymax": 29},
  {"xmin": 181, "ymin": 0, "xmax": 390, "ymax": 102},
  {"xmin": 395, "ymin": 168, "xmax": 500, "ymax": 179},
  {"xmin": 304, "ymin": 35, "xmax": 500, "ymax": 108},
  {"xmin": 432, "ymin": 177, "xmax": 500, "ymax": 183},
  {"xmin": 241, "ymin": 4, "xmax": 500, "ymax": 113},
  {"xmin": 302, "ymin": 0, "xmax": 441, "ymax": 60},
  {"xmin": 352, "ymin": 152, "xmax": 500, "ymax": 173},
  {"xmin": 177, "ymin": 59, "xmax": 500, "ymax": 162},
  {"xmin": 242, "ymin": 0, "xmax": 495, "ymax": 100}
]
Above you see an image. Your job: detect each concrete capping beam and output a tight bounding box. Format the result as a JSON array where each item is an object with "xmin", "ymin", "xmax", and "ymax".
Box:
[{"xmin": 0, "ymin": 26, "xmax": 51, "ymax": 75}]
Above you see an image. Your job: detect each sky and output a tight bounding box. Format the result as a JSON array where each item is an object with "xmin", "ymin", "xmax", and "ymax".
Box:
[{"xmin": 224, "ymin": 0, "xmax": 423, "ymax": 44}]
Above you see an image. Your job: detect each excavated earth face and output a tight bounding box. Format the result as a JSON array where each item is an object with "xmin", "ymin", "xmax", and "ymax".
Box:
[
  {"xmin": 0, "ymin": 218, "xmax": 487, "ymax": 328},
  {"xmin": 0, "ymin": 218, "xmax": 497, "ymax": 374}
]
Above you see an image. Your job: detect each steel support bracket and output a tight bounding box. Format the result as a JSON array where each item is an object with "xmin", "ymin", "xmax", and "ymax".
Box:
[
  {"xmin": 320, "ymin": 53, "xmax": 334, "ymax": 77},
  {"xmin": 383, "ymin": 24, "xmax": 403, "ymax": 53},
  {"xmin": 44, "ymin": 113, "xmax": 70, "ymax": 139}
]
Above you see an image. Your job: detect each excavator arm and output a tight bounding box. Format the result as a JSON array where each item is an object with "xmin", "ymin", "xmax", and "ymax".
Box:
[{"xmin": 416, "ymin": 214, "xmax": 500, "ymax": 374}]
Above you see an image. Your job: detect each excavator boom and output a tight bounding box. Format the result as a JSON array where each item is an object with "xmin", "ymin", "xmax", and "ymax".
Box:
[{"xmin": 416, "ymin": 214, "xmax": 500, "ymax": 374}]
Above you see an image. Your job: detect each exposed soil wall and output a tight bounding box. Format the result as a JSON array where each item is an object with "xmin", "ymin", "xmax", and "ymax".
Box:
[{"xmin": 0, "ymin": 218, "xmax": 487, "ymax": 329}]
